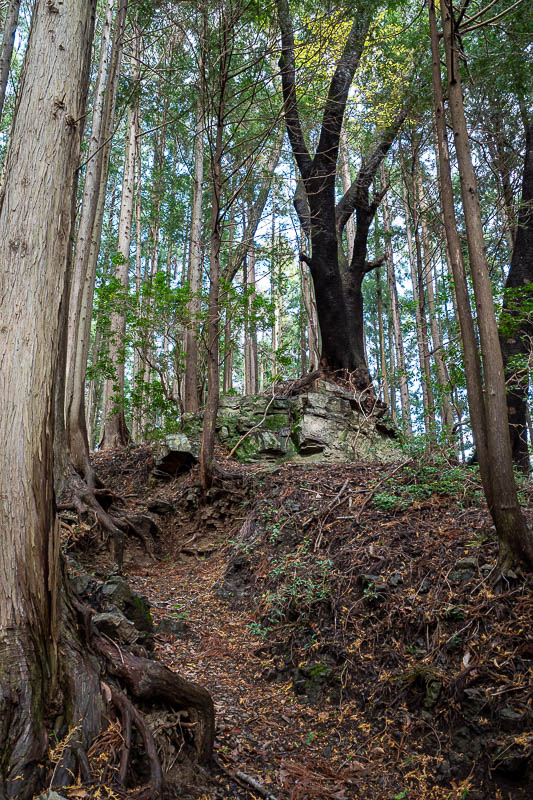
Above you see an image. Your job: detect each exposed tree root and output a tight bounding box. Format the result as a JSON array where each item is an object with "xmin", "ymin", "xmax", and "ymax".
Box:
[
  {"xmin": 25, "ymin": 578, "xmax": 215, "ymax": 800},
  {"xmin": 57, "ymin": 463, "xmax": 160, "ymax": 565}
]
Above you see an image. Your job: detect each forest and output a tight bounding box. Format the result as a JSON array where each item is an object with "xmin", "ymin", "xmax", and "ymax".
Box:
[{"xmin": 0, "ymin": 0, "xmax": 532, "ymax": 798}]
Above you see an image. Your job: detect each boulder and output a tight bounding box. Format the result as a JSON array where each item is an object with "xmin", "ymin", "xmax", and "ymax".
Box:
[
  {"xmin": 166, "ymin": 381, "xmax": 400, "ymax": 467},
  {"xmin": 99, "ymin": 576, "xmax": 153, "ymax": 634},
  {"xmin": 153, "ymin": 432, "xmax": 198, "ymax": 475},
  {"xmin": 93, "ymin": 610, "xmax": 140, "ymax": 645}
]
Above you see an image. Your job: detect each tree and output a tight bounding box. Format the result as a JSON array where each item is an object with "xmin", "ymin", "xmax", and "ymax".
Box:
[
  {"xmin": 277, "ymin": 0, "xmax": 407, "ymax": 386},
  {"xmin": 0, "ymin": 3, "xmax": 214, "ymax": 795},
  {"xmin": 100, "ymin": 23, "xmax": 141, "ymax": 449},
  {"xmin": 0, "ymin": 1, "xmax": 98, "ymax": 793},
  {"xmin": 0, "ymin": 0, "xmax": 20, "ymax": 124},
  {"xmin": 430, "ymin": 0, "xmax": 533, "ymax": 569},
  {"xmin": 499, "ymin": 116, "xmax": 533, "ymax": 472}
]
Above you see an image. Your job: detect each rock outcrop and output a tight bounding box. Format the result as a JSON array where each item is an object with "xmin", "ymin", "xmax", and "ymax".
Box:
[{"xmin": 168, "ymin": 380, "xmax": 400, "ymax": 466}]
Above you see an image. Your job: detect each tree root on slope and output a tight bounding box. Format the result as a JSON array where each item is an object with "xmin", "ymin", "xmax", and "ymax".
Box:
[
  {"xmin": 45, "ymin": 586, "xmax": 215, "ymax": 800},
  {"xmin": 57, "ymin": 465, "xmax": 160, "ymax": 565}
]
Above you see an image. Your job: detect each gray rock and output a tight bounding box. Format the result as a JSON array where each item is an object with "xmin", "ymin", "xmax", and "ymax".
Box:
[
  {"xmin": 153, "ymin": 433, "xmax": 198, "ymax": 475},
  {"xmin": 93, "ymin": 610, "xmax": 140, "ymax": 645},
  {"xmin": 156, "ymin": 616, "xmax": 189, "ymax": 636},
  {"xmin": 36, "ymin": 793, "xmax": 69, "ymax": 800},
  {"xmin": 147, "ymin": 498, "xmax": 174, "ymax": 514},
  {"xmin": 99, "ymin": 576, "xmax": 153, "ymax": 633}
]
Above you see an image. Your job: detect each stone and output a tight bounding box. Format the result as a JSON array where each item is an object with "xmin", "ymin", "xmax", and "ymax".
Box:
[
  {"xmin": 93, "ymin": 610, "xmax": 140, "ymax": 645},
  {"xmin": 99, "ymin": 576, "xmax": 153, "ymax": 633},
  {"xmin": 36, "ymin": 793, "xmax": 69, "ymax": 800},
  {"xmin": 155, "ymin": 616, "xmax": 189, "ymax": 636},
  {"xmin": 147, "ymin": 498, "xmax": 174, "ymax": 514},
  {"xmin": 169, "ymin": 382, "xmax": 401, "ymax": 467},
  {"xmin": 153, "ymin": 433, "xmax": 198, "ymax": 475}
]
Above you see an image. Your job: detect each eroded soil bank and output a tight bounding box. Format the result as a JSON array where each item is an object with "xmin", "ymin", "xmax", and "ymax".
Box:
[{"xmin": 65, "ymin": 445, "xmax": 533, "ymax": 800}]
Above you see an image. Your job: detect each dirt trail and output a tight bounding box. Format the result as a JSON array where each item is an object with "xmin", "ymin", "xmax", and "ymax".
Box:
[{"xmin": 87, "ymin": 447, "xmax": 533, "ymax": 800}]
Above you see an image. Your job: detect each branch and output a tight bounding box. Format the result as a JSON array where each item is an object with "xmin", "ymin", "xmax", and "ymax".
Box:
[
  {"xmin": 276, "ymin": 0, "xmax": 312, "ymax": 178},
  {"xmin": 293, "ymin": 177, "xmax": 311, "ymax": 236},
  {"xmin": 336, "ymin": 109, "xmax": 407, "ymax": 234},
  {"xmin": 313, "ymin": 11, "xmax": 372, "ymax": 175},
  {"xmin": 364, "ymin": 255, "xmax": 386, "ymax": 273},
  {"xmin": 299, "ymin": 251, "xmax": 312, "ymax": 267},
  {"xmin": 225, "ymin": 131, "xmax": 283, "ymax": 282}
]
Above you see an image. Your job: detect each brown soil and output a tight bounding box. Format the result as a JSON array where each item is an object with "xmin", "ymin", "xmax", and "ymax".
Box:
[{"xmin": 69, "ymin": 445, "xmax": 533, "ymax": 800}]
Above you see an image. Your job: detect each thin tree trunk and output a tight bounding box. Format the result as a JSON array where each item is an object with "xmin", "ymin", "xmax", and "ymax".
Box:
[
  {"xmin": 100, "ymin": 29, "xmax": 140, "ymax": 449},
  {"xmin": 440, "ymin": 0, "xmax": 533, "ymax": 568},
  {"xmin": 244, "ymin": 233, "xmax": 258, "ymax": 394},
  {"xmin": 376, "ymin": 266, "xmax": 390, "ymax": 405},
  {"xmin": 132, "ymin": 132, "xmax": 143, "ymax": 441},
  {"xmin": 415, "ymin": 163, "xmax": 454, "ymax": 432},
  {"xmin": 340, "ymin": 126, "xmax": 355, "ymax": 261},
  {"xmin": 401, "ymin": 170, "xmax": 435, "ymax": 435},
  {"xmin": 381, "ymin": 163, "xmax": 411, "ymax": 433},
  {"xmin": 199, "ymin": 67, "xmax": 224, "ymax": 489},
  {"xmin": 0, "ymin": 0, "xmax": 21, "ymax": 124},
  {"xmin": 184, "ymin": 10, "xmax": 206, "ymax": 413}
]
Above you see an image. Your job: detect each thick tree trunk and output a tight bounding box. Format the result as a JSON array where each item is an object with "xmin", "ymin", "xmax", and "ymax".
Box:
[
  {"xmin": 441, "ymin": 0, "xmax": 533, "ymax": 569},
  {"xmin": 0, "ymin": 0, "xmax": 20, "ymax": 124},
  {"xmin": 0, "ymin": 1, "xmax": 97, "ymax": 796},
  {"xmin": 499, "ymin": 119, "xmax": 533, "ymax": 472}
]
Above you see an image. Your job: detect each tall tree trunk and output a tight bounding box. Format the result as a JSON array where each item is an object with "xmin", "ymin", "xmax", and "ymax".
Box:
[
  {"xmin": 184, "ymin": 10, "xmax": 206, "ymax": 412},
  {"xmin": 0, "ymin": 0, "xmax": 21, "ymax": 124},
  {"xmin": 223, "ymin": 308, "xmax": 233, "ymax": 392},
  {"xmin": 0, "ymin": 1, "xmax": 97, "ymax": 795},
  {"xmin": 375, "ymin": 265, "xmax": 390, "ymax": 405},
  {"xmin": 440, "ymin": 0, "xmax": 533, "ymax": 569},
  {"xmin": 100, "ymin": 29, "xmax": 140, "ymax": 449},
  {"xmin": 244, "ymin": 233, "xmax": 258, "ymax": 394},
  {"xmin": 67, "ymin": 0, "xmax": 127, "ymax": 477},
  {"xmin": 200, "ymin": 7, "xmax": 227, "ymax": 489},
  {"xmin": 499, "ymin": 118, "xmax": 533, "ymax": 472},
  {"xmin": 132, "ymin": 131, "xmax": 144, "ymax": 440},
  {"xmin": 415, "ymin": 162, "xmax": 454, "ymax": 432},
  {"xmin": 381, "ymin": 163, "xmax": 411, "ymax": 433},
  {"xmin": 402, "ymin": 169, "xmax": 435, "ymax": 435}
]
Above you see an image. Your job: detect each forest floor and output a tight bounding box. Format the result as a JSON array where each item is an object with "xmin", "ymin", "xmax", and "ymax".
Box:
[{"xmin": 69, "ymin": 445, "xmax": 533, "ymax": 800}]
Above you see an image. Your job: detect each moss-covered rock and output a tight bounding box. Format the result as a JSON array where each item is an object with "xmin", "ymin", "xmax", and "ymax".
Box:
[{"xmin": 166, "ymin": 381, "xmax": 401, "ymax": 467}]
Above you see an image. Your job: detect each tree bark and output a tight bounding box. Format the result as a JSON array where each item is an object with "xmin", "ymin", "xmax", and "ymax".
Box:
[
  {"xmin": 441, "ymin": 0, "xmax": 533, "ymax": 569},
  {"xmin": 0, "ymin": 1, "xmax": 97, "ymax": 795},
  {"xmin": 0, "ymin": 0, "xmax": 20, "ymax": 124},
  {"xmin": 499, "ymin": 118, "xmax": 533, "ymax": 472},
  {"xmin": 100, "ymin": 27, "xmax": 140, "ymax": 449}
]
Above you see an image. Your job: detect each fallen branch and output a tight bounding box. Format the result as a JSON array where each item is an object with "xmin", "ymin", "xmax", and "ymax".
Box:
[{"xmin": 213, "ymin": 754, "xmax": 279, "ymax": 800}]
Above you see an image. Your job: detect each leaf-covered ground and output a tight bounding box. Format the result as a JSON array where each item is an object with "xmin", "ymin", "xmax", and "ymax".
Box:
[{"xmin": 79, "ymin": 446, "xmax": 533, "ymax": 800}]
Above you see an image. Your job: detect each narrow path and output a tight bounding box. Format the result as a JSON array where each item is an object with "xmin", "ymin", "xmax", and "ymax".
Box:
[{"xmin": 126, "ymin": 551, "xmax": 363, "ymax": 800}]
